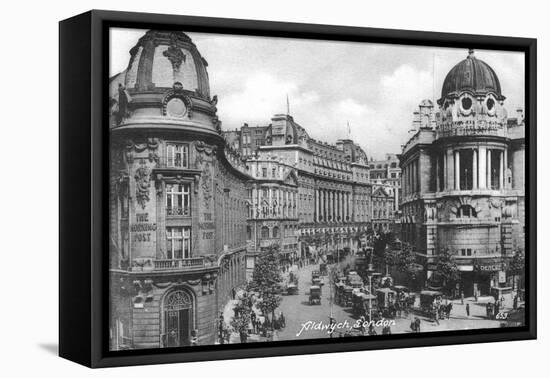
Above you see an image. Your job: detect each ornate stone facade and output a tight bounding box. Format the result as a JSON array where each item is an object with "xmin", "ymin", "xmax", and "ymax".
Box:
[
  {"xmin": 225, "ymin": 113, "xmax": 384, "ymax": 265},
  {"xmin": 399, "ymin": 50, "xmax": 525, "ymax": 297},
  {"xmin": 109, "ymin": 31, "xmax": 248, "ymax": 350}
]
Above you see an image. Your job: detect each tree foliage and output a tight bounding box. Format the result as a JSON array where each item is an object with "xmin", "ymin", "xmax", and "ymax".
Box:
[
  {"xmin": 508, "ymin": 249, "xmax": 525, "ymax": 275},
  {"xmin": 396, "ymin": 245, "xmax": 421, "ymax": 281},
  {"xmin": 230, "ymin": 300, "xmax": 252, "ymax": 343},
  {"xmin": 433, "ymin": 249, "xmax": 460, "ymax": 293},
  {"xmin": 249, "ymin": 244, "xmax": 283, "ymax": 322}
]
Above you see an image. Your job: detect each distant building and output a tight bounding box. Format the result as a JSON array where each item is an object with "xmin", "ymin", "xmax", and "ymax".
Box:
[
  {"xmin": 399, "ymin": 50, "xmax": 525, "ymax": 297},
  {"xmin": 372, "ymin": 184, "xmax": 398, "ymax": 232},
  {"xmin": 227, "ymin": 113, "xmax": 388, "ymax": 266}
]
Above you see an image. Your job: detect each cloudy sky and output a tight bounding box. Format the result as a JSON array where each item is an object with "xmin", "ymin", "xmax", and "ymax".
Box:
[{"xmin": 110, "ymin": 28, "xmax": 524, "ymax": 159}]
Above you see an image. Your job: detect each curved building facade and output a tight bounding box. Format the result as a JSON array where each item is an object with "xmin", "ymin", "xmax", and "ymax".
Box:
[
  {"xmin": 108, "ymin": 30, "xmax": 249, "ymax": 350},
  {"xmin": 399, "ymin": 50, "xmax": 525, "ymax": 297}
]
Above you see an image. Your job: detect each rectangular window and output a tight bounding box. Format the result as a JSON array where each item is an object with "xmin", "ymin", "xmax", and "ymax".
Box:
[
  {"xmin": 166, "ymin": 143, "xmax": 189, "ymax": 168},
  {"xmin": 262, "ymin": 168, "xmax": 267, "ymax": 178},
  {"xmin": 166, "ymin": 183, "xmax": 191, "ymax": 216},
  {"xmin": 166, "ymin": 227, "xmax": 191, "ymax": 259}
]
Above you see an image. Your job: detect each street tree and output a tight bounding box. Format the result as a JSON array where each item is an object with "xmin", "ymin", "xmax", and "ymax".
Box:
[
  {"xmin": 249, "ymin": 244, "xmax": 283, "ymax": 328},
  {"xmin": 230, "ymin": 300, "xmax": 252, "ymax": 343},
  {"xmin": 508, "ymin": 249, "xmax": 525, "ymax": 291},
  {"xmin": 433, "ymin": 249, "xmax": 460, "ymax": 294}
]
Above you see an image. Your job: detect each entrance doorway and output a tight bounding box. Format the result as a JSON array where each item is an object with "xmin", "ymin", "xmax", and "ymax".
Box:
[{"xmin": 163, "ymin": 290, "xmax": 193, "ymax": 347}]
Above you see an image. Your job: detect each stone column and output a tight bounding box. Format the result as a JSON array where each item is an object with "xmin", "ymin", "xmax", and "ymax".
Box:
[
  {"xmin": 333, "ymin": 191, "xmax": 337, "ymax": 222},
  {"xmin": 327, "ymin": 190, "xmax": 332, "ymax": 222},
  {"xmin": 442, "ymin": 152, "xmax": 447, "ymax": 190},
  {"xmin": 323, "ymin": 190, "xmax": 327, "ymax": 222},
  {"xmin": 435, "ymin": 156, "xmax": 440, "ymax": 192},
  {"xmin": 504, "ymin": 148, "xmax": 509, "ymax": 189},
  {"xmin": 339, "ymin": 191, "xmax": 343, "ymax": 222},
  {"xmin": 478, "ymin": 146, "xmax": 487, "ymax": 189},
  {"xmin": 499, "ymin": 150, "xmax": 504, "ymax": 190},
  {"xmin": 473, "ymin": 149, "xmax": 478, "ymax": 189},
  {"xmin": 313, "ymin": 189, "xmax": 319, "ymax": 223},
  {"xmin": 446, "ymin": 149, "xmax": 453, "ymax": 191},
  {"xmin": 454, "ymin": 150, "xmax": 460, "ymax": 190},
  {"xmin": 487, "ymin": 149, "xmax": 492, "ymax": 189},
  {"xmin": 344, "ymin": 192, "xmax": 349, "ymax": 222}
]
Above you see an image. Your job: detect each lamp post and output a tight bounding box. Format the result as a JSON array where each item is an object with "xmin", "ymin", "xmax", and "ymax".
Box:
[{"xmin": 366, "ymin": 262, "xmax": 381, "ymax": 321}]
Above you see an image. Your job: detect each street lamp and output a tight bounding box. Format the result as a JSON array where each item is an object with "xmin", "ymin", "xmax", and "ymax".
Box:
[{"xmin": 366, "ymin": 264, "xmax": 381, "ymax": 321}]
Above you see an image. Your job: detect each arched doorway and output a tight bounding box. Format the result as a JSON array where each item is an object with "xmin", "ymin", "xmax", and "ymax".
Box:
[{"xmin": 162, "ymin": 289, "xmax": 194, "ymax": 348}]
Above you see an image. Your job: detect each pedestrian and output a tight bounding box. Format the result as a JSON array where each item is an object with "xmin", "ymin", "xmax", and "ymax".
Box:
[
  {"xmin": 231, "ymin": 287, "xmax": 236, "ymax": 299},
  {"xmin": 415, "ymin": 317, "xmax": 421, "ymax": 333},
  {"xmin": 513, "ymin": 295, "xmax": 518, "ymax": 310},
  {"xmin": 368, "ymin": 323, "xmax": 377, "ymax": 336},
  {"xmin": 466, "ymin": 303, "xmax": 470, "ymax": 317}
]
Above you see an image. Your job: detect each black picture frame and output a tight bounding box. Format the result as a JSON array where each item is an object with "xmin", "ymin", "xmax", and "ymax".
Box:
[{"xmin": 59, "ymin": 9, "xmax": 537, "ymax": 368}]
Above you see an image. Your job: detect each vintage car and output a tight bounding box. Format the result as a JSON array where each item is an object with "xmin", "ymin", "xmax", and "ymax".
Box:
[
  {"xmin": 286, "ymin": 282, "xmax": 298, "ymax": 295},
  {"xmin": 312, "ymin": 270, "xmax": 323, "ymax": 286},
  {"xmin": 309, "ymin": 285, "xmax": 321, "ymax": 305}
]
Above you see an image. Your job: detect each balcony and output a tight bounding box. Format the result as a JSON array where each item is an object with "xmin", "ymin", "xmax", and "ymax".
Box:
[
  {"xmin": 153, "ymin": 257, "xmax": 208, "ymax": 271},
  {"xmin": 166, "ymin": 206, "xmax": 191, "ymax": 217}
]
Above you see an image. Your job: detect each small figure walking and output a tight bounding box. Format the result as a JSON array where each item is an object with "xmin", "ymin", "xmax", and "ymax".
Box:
[{"xmin": 466, "ymin": 303, "xmax": 470, "ymax": 317}]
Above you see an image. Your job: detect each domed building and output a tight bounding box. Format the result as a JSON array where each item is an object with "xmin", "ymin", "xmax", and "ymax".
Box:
[
  {"xmin": 399, "ymin": 50, "xmax": 525, "ymax": 298},
  {"xmin": 108, "ymin": 30, "xmax": 250, "ymax": 350}
]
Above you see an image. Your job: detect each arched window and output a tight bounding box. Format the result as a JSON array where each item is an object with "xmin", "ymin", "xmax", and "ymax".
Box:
[
  {"xmin": 261, "ymin": 226, "xmax": 269, "ymax": 239},
  {"xmin": 457, "ymin": 205, "xmax": 477, "ymax": 218},
  {"xmin": 272, "ymin": 226, "xmax": 279, "ymax": 238}
]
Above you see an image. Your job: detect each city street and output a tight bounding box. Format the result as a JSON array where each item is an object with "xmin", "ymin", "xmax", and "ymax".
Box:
[
  {"xmin": 277, "ymin": 263, "xmax": 358, "ymax": 340},
  {"xmin": 274, "ymin": 262, "xmax": 508, "ymax": 341}
]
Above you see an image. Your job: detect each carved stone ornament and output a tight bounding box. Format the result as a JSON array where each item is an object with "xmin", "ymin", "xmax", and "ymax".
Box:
[
  {"xmin": 195, "ymin": 141, "xmax": 216, "ymax": 156},
  {"xmin": 163, "ymin": 33, "xmax": 186, "ymax": 72},
  {"xmin": 201, "ymin": 162, "xmax": 213, "ymax": 209},
  {"xmin": 489, "ymin": 198, "xmax": 504, "ymax": 209},
  {"xmin": 134, "ymin": 163, "xmax": 151, "ymax": 209}
]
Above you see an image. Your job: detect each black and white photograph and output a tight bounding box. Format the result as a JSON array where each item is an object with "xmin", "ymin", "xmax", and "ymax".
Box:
[{"xmin": 108, "ymin": 27, "xmax": 527, "ymax": 351}]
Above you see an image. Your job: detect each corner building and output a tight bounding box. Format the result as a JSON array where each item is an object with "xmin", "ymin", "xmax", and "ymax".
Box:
[
  {"xmin": 399, "ymin": 50, "xmax": 525, "ymax": 297},
  {"xmin": 108, "ymin": 31, "xmax": 249, "ymax": 350}
]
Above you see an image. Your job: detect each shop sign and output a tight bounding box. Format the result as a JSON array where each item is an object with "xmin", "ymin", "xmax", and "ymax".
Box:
[{"xmin": 475, "ymin": 262, "xmax": 507, "ymax": 272}]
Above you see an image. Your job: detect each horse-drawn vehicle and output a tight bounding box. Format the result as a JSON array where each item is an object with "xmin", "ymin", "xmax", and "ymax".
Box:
[
  {"xmin": 392, "ymin": 285, "xmax": 415, "ymax": 311},
  {"xmin": 309, "ymin": 285, "xmax": 321, "ymax": 305},
  {"xmin": 319, "ymin": 263, "xmax": 327, "ymax": 276},
  {"xmin": 376, "ymin": 288, "xmax": 397, "ymax": 317},
  {"xmin": 419, "ymin": 290, "xmax": 444, "ymax": 317},
  {"xmin": 342, "ymin": 286, "xmax": 354, "ymax": 307},
  {"xmin": 347, "ymin": 273, "xmax": 363, "ymax": 289},
  {"xmin": 352, "ymin": 291, "xmax": 377, "ymax": 317},
  {"xmin": 335, "ymin": 281, "xmax": 346, "ymax": 305}
]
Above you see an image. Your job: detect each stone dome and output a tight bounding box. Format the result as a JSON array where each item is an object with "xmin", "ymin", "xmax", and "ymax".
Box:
[
  {"xmin": 124, "ymin": 30, "xmax": 210, "ymax": 99},
  {"xmin": 438, "ymin": 50, "xmax": 504, "ymax": 105}
]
